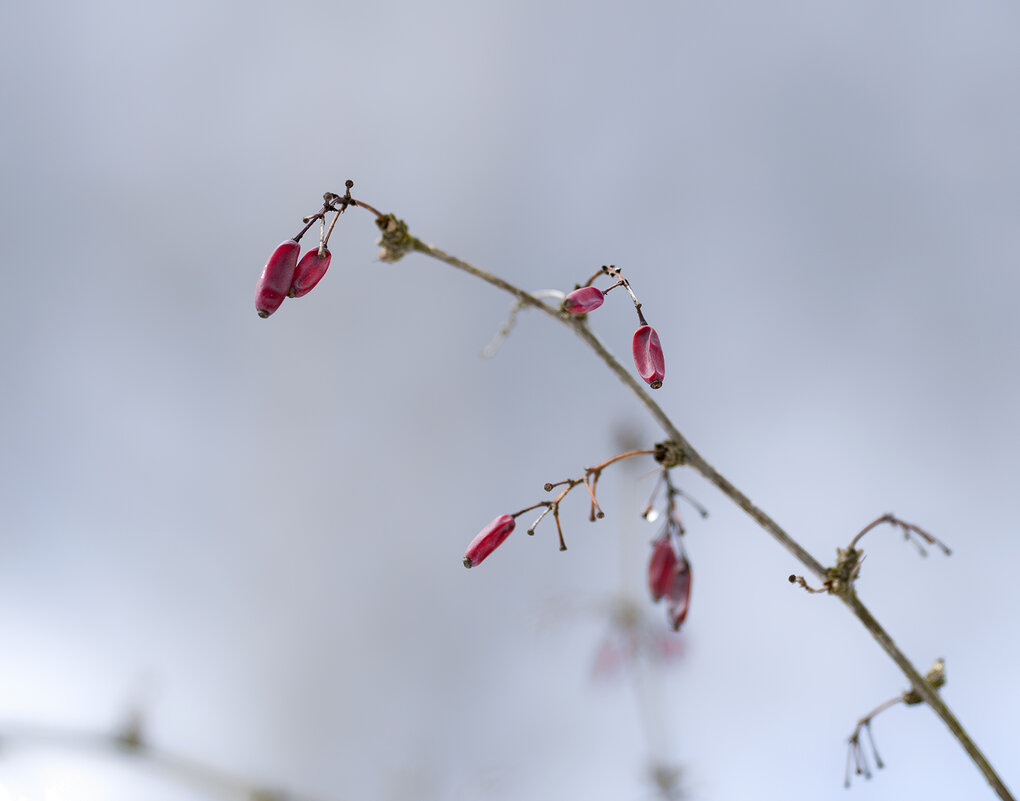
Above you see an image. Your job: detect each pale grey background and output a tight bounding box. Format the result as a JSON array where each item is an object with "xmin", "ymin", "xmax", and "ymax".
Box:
[{"xmin": 1, "ymin": 1, "xmax": 1018, "ymax": 799}]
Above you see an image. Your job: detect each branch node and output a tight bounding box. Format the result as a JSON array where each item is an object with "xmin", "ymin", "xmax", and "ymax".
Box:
[
  {"xmin": 653, "ymin": 440, "xmax": 685, "ymax": 468},
  {"xmin": 903, "ymin": 658, "xmax": 947, "ymax": 705},
  {"xmin": 375, "ymin": 214, "xmax": 414, "ymax": 262}
]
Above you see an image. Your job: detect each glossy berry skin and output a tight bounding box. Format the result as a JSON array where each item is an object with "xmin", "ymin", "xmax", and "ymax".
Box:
[
  {"xmin": 562, "ymin": 286, "xmax": 605, "ymax": 315},
  {"xmin": 289, "ymin": 247, "xmax": 332, "ymax": 298},
  {"xmin": 666, "ymin": 556, "xmax": 692, "ymax": 630},
  {"xmin": 255, "ymin": 240, "xmax": 301, "ymax": 318},
  {"xmin": 463, "ymin": 514, "xmax": 516, "ymax": 568},
  {"xmin": 632, "ymin": 325, "xmax": 665, "ymax": 389},
  {"xmin": 648, "ymin": 537, "xmax": 679, "ymax": 602}
]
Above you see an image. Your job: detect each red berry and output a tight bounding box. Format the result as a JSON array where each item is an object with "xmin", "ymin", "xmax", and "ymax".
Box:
[
  {"xmin": 562, "ymin": 286, "xmax": 605, "ymax": 315},
  {"xmin": 463, "ymin": 514, "xmax": 516, "ymax": 568},
  {"xmin": 666, "ymin": 556, "xmax": 692, "ymax": 630},
  {"xmin": 289, "ymin": 247, "xmax": 332, "ymax": 298},
  {"xmin": 632, "ymin": 325, "xmax": 665, "ymax": 388},
  {"xmin": 255, "ymin": 240, "xmax": 300, "ymax": 318},
  {"xmin": 647, "ymin": 536, "xmax": 679, "ymax": 602}
]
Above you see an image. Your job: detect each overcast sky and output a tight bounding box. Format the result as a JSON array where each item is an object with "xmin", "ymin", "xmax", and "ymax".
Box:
[{"xmin": 1, "ymin": 2, "xmax": 1019, "ymax": 800}]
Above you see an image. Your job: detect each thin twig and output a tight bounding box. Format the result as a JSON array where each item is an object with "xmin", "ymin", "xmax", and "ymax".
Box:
[{"xmin": 849, "ymin": 512, "xmax": 952, "ymax": 556}]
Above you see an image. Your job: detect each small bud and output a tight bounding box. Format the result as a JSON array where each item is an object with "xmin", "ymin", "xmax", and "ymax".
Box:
[
  {"xmin": 289, "ymin": 247, "xmax": 332, "ymax": 298},
  {"xmin": 632, "ymin": 325, "xmax": 665, "ymax": 388},
  {"xmin": 666, "ymin": 556, "xmax": 692, "ymax": 630},
  {"xmin": 648, "ymin": 537, "xmax": 678, "ymax": 602},
  {"xmin": 562, "ymin": 286, "xmax": 605, "ymax": 315},
  {"xmin": 463, "ymin": 514, "xmax": 516, "ymax": 568},
  {"xmin": 255, "ymin": 240, "xmax": 301, "ymax": 318}
]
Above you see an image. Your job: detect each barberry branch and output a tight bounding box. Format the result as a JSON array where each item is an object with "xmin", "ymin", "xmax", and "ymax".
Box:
[{"xmin": 395, "ymin": 228, "xmax": 1014, "ymax": 800}]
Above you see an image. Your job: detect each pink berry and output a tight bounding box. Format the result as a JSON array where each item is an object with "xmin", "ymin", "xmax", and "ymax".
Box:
[
  {"xmin": 647, "ymin": 536, "xmax": 679, "ymax": 602},
  {"xmin": 255, "ymin": 240, "xmax": 300, "ymax": 318},
  {"xmin": 289, "ymin": 247, "xmax": 332, "ymax": 298},
  {"xmin": 562, "ymin": 286, "xmax": 605, "ymax": 315},
  {"xmin": 632, "ymin": 325, "xmax": 665, "ymax": 389},
  {"xmin": 463, "ymin": 514, "xmax": 516, "ymax": 568},
  {"xmin": 666, "ymin": 556, "xmax": 692, "ymax": 630}
]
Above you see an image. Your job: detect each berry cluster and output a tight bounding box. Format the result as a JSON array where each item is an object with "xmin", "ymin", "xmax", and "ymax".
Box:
[
  {"xmin": 255, "ymin": 181, "xmax": 385, "ymax": 318},
  {"xmin": 255, "ymin": 239, "xmax": 333, "ymax": 318},
  {"xmin": 462, "ymin": 444, "xmax": 700, "ymax": 631},
  {"xmin": 647, "ymin": 523, "xmax": 692, "ymax": 631},
  {"xmin": 561, "ymin": 265, "xmax": 665, "ymax": 389},
  {"xmin": 641, "ymin": 465, "xmax": 698, "ymax": 630}
]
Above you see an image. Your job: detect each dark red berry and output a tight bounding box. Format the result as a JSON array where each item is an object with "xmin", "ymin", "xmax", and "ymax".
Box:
[
  {"xmin": 289, "ymin": 247, "xmax": 332, "ymax": 298},
  {"xmin": 463, "ymin": 514, "xmax": 516, "ymax": 568},
  {"xmin": 255, "ymin": 240, "xmax": 300, "ymax": 318},
  {"xmin": 648, "ymin": 536, "xmax": 678, "ymax": 602},
  {"xmin": 666, "ymin": 556, "xmax": 692, "ymax": 630},
  {"xmin": 632, "ymin": 325, "xmax": 665, "ymax": 388},
  {"xmin": 562, "ymin": 286, "xmax": 605, "ymax": 315}
]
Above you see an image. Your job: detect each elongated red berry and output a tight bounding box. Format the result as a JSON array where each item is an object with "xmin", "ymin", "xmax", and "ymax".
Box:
[
  {"xmin": 648, "ymin": 537, "xmax": 679, "ymax": 602},
  {"xmin": 289, "ymin": 247, "xmax": 332, "ymax": 298},
  {"xmin": 255, "ymin": 240, "xmax": 301, "ymax": 318},
  {"xmin": 562, "ymin": 286, "xmax": 605, "ymax": 315},
  {"xmin": 666, "ymin": 556, "xmax": 692, "ymax": 630},
  {"xmin": 463, "ymin": 514, "xmax": 516, "ymax": 568},
  {"xmin": 632, "ymin": 325, "xmax": 665, "ymax": 389}
]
